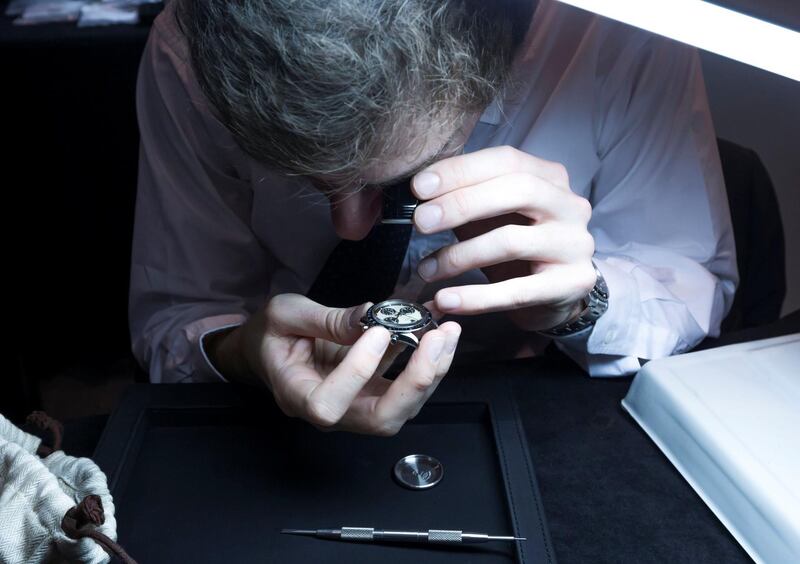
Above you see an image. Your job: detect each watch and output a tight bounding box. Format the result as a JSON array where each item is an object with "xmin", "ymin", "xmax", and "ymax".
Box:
[
  {"xmin": 539, "ymin": 262, "xmax": 609, "ymax": 337},
  {"xmin": 360, "ymin": 299, "xmax": 438, "ymax": 348}
]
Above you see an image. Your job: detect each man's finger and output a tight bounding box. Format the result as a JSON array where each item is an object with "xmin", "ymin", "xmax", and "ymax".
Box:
[
  {"xmin": 300, "ymin": 376, "xmax": 393, "ymax": 435},
  {"xmin": 411, "ymin": 145, "xmax": 570, "ymax": 200},
  {"xmin": 302, "ymin": 326, "xmax": 391, "ymax": 427},
  {"xmin": 418, "ymin": 223, "xmax": 595, "ymax": 282},
  {"xmin": 422, "ymin": 300, "xmax": 445, "ymax": 322},
  {"xmin": 271, "ymin": 361, "xmax": 323, "ymax": 419},
  {"xmin": 371, "ymin": 323, "xmax": 460, "ymax": 434},
  {"xmin": 433, "ymin": 263, "xmax": 596, "ymax": 315},
  {"xmin": 413, "ymin": 173, "xmax": 589, "ymax": 235},
  {"xmin": 266, "ymin": 293, "xmax": 372, "ymax": 345},
  {"xmin": 408, "ymin": 322, "xmax": 462, "ymax": 419}
]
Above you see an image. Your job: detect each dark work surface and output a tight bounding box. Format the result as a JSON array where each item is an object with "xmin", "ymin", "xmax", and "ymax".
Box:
[
  {"xmin": 512, "ymin": 307, "xmax": 797, "ymax": 563},
  {"xmin": 118, "ymin": 410, "xmax": 515, "ymax": 563},
  {"xmin": 82, "ymin": 347, "xmax": 780, "ymax": 563},
  {"xmin": 509, "ymin": 354, "xmax": 750, "ymax": 564},
  {"xmin": 94, "ymin": 380, "xmax": 553, "ymax": 564},
  {"xmin": 61, "ymin": 316, "xmax": 797, "ymax": 563}
]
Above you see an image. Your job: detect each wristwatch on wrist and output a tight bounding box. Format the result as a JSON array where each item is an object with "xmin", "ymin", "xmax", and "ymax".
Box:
[
  {"xmin": 361, "ymin": 299, "xmax": 438, "ymax": 348},
  {"xmin": 539, "ymin": 262, "xmax": 609, "ymax": 337}
]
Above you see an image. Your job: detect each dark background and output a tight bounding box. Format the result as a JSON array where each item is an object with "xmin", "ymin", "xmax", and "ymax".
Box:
[{"xmin": 1, "ymin": 9, "xmax": 156, "ymax": 420}]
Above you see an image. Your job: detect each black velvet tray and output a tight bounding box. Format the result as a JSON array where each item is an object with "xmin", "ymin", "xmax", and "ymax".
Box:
[{"xmin": 93, "ymin": 377, "xmax": 555, "ymax": 563}]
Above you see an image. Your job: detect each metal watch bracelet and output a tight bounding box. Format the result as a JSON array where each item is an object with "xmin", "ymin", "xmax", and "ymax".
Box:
[{"xmin": 539, "ymin": 263, "xmax": 609, "ymax": 337}]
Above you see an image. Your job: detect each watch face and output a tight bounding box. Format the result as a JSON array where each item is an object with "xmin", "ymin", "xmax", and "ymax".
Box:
[{"xmin": 366, "ymin": 300, "xmax": 431, "ymax": 332}]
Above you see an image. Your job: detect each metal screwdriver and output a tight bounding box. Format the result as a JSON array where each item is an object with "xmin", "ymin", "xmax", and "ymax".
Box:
[{"xmin": 281, "ymin": 527, "xmax": 526, "ymax": 545}]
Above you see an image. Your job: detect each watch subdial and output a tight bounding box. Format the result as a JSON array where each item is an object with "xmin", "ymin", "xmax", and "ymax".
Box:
[
  {"xmin": 396, "ymin": 308, "xmax": 423, "ymax": 326},
  {"xmin": 376, "ymin": 306, "xmax": 398, "ymax": 322}
]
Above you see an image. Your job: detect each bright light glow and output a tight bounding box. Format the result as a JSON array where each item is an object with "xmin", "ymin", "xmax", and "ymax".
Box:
[{"xmin": 555, "ymin": 0, "xmax": 800, "ymax": 82}]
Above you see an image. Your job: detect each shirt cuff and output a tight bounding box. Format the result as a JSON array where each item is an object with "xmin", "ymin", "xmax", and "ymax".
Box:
[
  {"xmin": 182, "ymin": 314, "xmax": 247, "ymax": 382},
  {"xmin": 198, "ymin": 322, "xmax": 245, "ymax": 382},
  {"xmin": 550, "ymin": 256, "xmax": 660, "ymax": 377}
]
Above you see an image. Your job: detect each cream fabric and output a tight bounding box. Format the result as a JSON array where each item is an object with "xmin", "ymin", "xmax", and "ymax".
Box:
[{"xmin": 0, "ymin": 415, "xmax": 116, "ymax": 564}]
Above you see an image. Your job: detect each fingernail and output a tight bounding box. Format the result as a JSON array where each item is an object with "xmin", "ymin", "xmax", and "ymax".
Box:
[
  {"xmin": 418, "ymin": 257, "xmax": 438, "ymax": 280},
  {"xmin": 445, "ymin": 328, "xmax": 461, "ymax": 354},
  {"xmin": 414, "ymin": 204, "xmax": 442, "ymax": 231},
  {"xmin": 437, "ymin": 292, "xmax": 461, "ymax": 310},
  {"xmin": 366, "ymin": 327, "xmax": 390, "ymax": 354},
  {"xmin": 427, "ymin": 335, "xmax": 446, "ymax": 362},
  {"xmin": 413, "ymin": 171, "xmax": 440, "ymax": 198}
]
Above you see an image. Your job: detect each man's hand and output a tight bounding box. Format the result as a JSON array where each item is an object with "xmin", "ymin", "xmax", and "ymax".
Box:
[
  {"xmin": 411, "ymin": 145, "xmax": 596, "ymax": 332},
  {"xmin": 208, "ymin": 294, "xmax": 461, "ymax": 436}
]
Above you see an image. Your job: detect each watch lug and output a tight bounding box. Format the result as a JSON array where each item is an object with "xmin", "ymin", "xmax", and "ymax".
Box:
[{"xmin": 395, "ymin": 333, "xmax": 419, "ymax": 348}]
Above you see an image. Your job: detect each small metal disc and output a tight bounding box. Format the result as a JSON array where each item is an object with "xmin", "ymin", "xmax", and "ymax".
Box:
[{"xmin": 393, "ymin": 454, "xmax": 443, "ymax": 490}]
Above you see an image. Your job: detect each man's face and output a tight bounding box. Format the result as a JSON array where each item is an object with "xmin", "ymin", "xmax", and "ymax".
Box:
[{"xmin": 317, "ymin": 113, "xmax": 480, "ymax": 240}]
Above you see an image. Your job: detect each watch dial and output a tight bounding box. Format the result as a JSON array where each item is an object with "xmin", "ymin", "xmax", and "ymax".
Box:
[{"xmin": 375, "ymin": 303, "xmax": 423, "ymax": 328}]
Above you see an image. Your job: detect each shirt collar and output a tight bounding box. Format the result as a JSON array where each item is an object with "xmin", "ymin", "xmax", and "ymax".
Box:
[{"xmin": 478, "ymin": 97, "xmax": 504, "ymax": 125}]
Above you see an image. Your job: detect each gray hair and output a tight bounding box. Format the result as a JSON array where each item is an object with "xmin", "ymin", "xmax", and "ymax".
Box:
[{"xmin": 177, "ymin": 0, "xmax": 532, "ymax": 186}]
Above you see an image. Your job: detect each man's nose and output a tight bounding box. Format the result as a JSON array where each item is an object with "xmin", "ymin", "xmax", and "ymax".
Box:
[{"xmin": 328, "ymin": 187, "xmax": 383, "ymax": 240}]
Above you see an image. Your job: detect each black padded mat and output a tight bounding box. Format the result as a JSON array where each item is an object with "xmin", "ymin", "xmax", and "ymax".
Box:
[{"xmin": 94, "ymin": 378, "xmax": 555, "ymax": 564}]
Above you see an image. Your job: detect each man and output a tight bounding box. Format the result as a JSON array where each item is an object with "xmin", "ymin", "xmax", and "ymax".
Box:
[{"xmin": 130, "ymin": 0, "xmax": 737, "ymax": 435}]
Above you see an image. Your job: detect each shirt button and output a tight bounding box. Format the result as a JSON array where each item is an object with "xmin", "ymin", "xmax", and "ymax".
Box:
[{"xmin": 603, "ymin": 330, "xmax": 616, "ymax": 344}]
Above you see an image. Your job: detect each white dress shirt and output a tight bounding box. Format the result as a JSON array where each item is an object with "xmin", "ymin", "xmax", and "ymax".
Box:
[{"xmin": 130, "ymin": 0, "xmax": 738, "ymax": 383}]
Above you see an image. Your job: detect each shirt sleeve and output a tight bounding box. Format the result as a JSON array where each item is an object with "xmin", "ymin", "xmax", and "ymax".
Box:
[
  {"xmin": 553, "ymin": 32, "xmax": 738, "ymax": 377},
  {"xmin": 129, "ymin": 23, "xmax": 271, "ymax": 383}
]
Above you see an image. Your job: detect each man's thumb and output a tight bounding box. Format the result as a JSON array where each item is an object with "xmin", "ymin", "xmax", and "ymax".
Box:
[
  {"xmin": 321, "ymin": 301, "xmax": 373, "ymax": 345},
  {"xmin": 266, "ymin": 294, "xmax": 371, "ymax": 345}
]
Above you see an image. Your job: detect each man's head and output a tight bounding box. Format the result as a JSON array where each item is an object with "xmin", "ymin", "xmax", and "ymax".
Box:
[{"xmin": 178, "ymin": 0, "xmax": 534, "ymax": 237}]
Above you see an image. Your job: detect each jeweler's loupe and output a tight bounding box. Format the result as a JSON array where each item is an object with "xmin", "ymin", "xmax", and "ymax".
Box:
[{"xmin": 381, "ymin": 179, "xmax": 418, "ymax": 225}]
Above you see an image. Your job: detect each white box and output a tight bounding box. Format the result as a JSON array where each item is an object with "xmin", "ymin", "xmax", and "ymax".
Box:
[{"xmin": 622, "ymin": 334, "xmax": 800, "ymax": 564}]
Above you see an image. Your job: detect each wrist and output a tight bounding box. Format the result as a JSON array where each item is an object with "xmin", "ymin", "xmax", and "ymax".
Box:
[
  {"xmin": 562, "ymin": 297, "xmax": 588, "ymax": 325},
  {"xmin": 539, "ymin": 262, "xmax": 609, "ymax": 338},
  {"xmin": 203, "ymin": 325, "xmax": 259, "ymax": 385}
]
